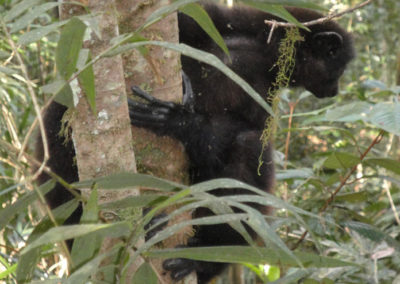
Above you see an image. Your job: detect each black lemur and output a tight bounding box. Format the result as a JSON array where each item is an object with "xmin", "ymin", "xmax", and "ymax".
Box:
[{"xmin": 36, "ymin": 2, "xmax": 355, "ymax": 283}]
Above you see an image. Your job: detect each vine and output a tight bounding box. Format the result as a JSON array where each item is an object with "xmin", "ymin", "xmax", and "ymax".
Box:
[{"xmin": 258, "ymin": 27, "xmax": 303, "ymax": 174}]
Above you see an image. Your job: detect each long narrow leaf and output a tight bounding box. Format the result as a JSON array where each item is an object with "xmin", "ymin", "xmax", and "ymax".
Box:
[
  {"xmin": 106, "ymin": 41, "xmax": 274, "ymax": 116},
  {"xmin": 4, "ymin": 0, "xmax": 43, "ymax": 23},
  {"xmin": 0, "ymin": 180, "xmax": 55, "ymax": 229},
  {"xmin": 56, "ymin": 17, "xmax": 86, "ymax": 80},
  {"xmin": 140, "ymin": 0, "xmax": 199, "ymax": 31},
  {"xmin": 180, "ymin": 3, "xmax": 229, "ymax": 56},
  {"xmin": 10, "ymin": 2, "xmax": 60, "ymax": 33},
  {"xmin": 21, "ymin": 222, "xmax": 131, "ymax": 255},
  {"xmin": 145, "ymin": 246, "xmax": 355, "ymax": 267},
  {"xmin": 74, "ymin": 172, "xmax": 183, "ymax": 191},
  {"xmin": 16, "ymin": 199, "xmax": 79, "ymax": 283}
]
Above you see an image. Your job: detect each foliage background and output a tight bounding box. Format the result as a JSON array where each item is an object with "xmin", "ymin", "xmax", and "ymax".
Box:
[{"xmin": 1, "ymin": 0, "xmax": 400, "ymax": 283}]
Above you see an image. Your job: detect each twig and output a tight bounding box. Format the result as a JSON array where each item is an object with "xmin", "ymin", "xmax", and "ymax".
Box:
[
  {"xmin": 1, "ymin": 19, "xmax": 49, "ymax": 181},
  {"xmin": 265, "ymin": 0, "xmax": 373, "ymax": 28},
  {"xmin": 292, "ymin": 130, "xmax": 384, "ymax": 249}
]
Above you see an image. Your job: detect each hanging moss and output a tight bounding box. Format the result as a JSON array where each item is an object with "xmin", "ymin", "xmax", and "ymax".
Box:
[{"xmin": 258, "ymin": 27, "xmax": 304, "ymax": 174}]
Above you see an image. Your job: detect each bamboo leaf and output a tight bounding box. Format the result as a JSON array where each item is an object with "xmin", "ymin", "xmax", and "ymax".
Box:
[
  {"xmin": 21, "ymin": 222, "xmax": 131, "ymax": 255},
  {"xmin": 106, "ymin": 40, "xmax": 274, "ymax": 116},
  {"xmin": 0, "ymin": 180, "xmax": 55, "ymax": 229},
  {"xmin": 145, "ymin": 246, "xmax": 355, "ymax": 267},
  {"xmin": 16, "ymin": 199, "xmax": 79, "ymax": 283},
  {"xmin": 77, "ymin": 49, "xmax": 96, "ymax": 114},
  {"xmin": 56, "ymin": 17, "xmax": 87, "ymax": 80},
  {"xmin": 180, "ymin": 3, "xmax": 229, "ymax": 56},
  {"xmin": 4, "ymin": 0, "xmax": 43, "ymax": 23},
  {"xmin": 74, "ymin": 172, "xmax": 183, "ymax": 192},
  {"xmin": 132, "ymin": 263, "xmax": 158, "ymax": 284},
  {"xmin": 10, "ymin": 2, "xmax": 60, "ymax": 33}
]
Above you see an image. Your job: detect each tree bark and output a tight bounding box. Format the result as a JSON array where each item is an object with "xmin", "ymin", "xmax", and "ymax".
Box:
[
  {"xmin": 62, "ymin": 0, "xmax": 194, "ymax": 283},
  {"xmin": 60, "ymin": 0, "xmax": 140, "ymax": 281},
  {"xmin": 116, "ymin": 1, "xmax": 195, "ymax": 283}
]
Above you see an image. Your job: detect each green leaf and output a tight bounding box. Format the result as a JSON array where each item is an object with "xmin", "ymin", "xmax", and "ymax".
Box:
[
  {"xmin": 16, "ymin": 199, "xmax": 79, "ymax": 283},
  {"xmin": 270, "ymin": 269, "xmax": 312, "ymax": 284},
  {"xmin": 132, "ymin": 263, "xmax": 158, "ymax": 284},
  {"xmin": 56, "ymin": 17, "xmax": 87, "ymax": 80},
  {"xmin": 41, "ymin": 77, "xmax": 75, "ymax": 108},
  {"xmin": 18, "ymin": 21, "xmax": 67, "ymax": 45},
  {"xmin": 77, "ymin": 49, "xmax": 96, "ymax": 114},
  {"xmin": 74, "ymin": 172, "xmax": 183, "ymax": 191},
  {"xmin": 100, "ymin": 194, "xmax": 160, "ymax": 209},
  {"xmin": 145, "ymin": 246, "xmax": 355, "ymax": 267},
  {"xmin": 324, "ymin": 101, "xmax": 400, "ymax": 136},
  {"xmin": 364, "ymin": 158, "xmax": 400, "ymax": 175},
  {"xmin": 361, "ymin": 79, "xmax": 387, "ymax": 90},
  {"xmin": 141, "ymin": 0, "xmax": 198, "ymax": 31},
  {"xmin": 66, "ymin": 245, "xmax": 122, "ymax": 284},
  {"xmin": 180, "ymin": 3, "xmax": 229, "ymax": 56},
  {"xmin": 0, "ymin": 254, "xmax": 17, "ymax": 279},
  {"xmin": 10, "ymin": 2, "xmax": 60, "ymax": 33},
  {"xmin": 323, "ymin": 152, "xmax": 360, "ymax": 170},
  {"xmin": 276, "ymin": 168, "xmax": 313, "ymax": 180},
  {"xmin": 0, "ymin": 180, "xmax": 55, "ymax": 229},
  {"xmin": 324, "ymin": 102, "xmax": 372, "ymax": 122},
  {"xmin": 0, "ymin": 262, "xmax": 17, "ymax": 279},
  {"xmin": 267, "ymin": 265, "xmax": 280, "ymax": 281},
  {"xmin": 344, "ymin": 221, "xmax": 400, "ymax": 251},
  {"xmin": 368, "ymin": 102, "xmax": 400, "ymax": 136},
  {"xmin": 21, "ymin": 222, "xmax": 131, "ymax": 255},
  {"xmin": 335, "ymin": 191, "xmax": 368, "ymax": 203},
  {"xmin": 4, "ymin": 0, "xmax": 43, "ymax": 23},
  {"xmin": 0, "ymin": 66, "xmax": 17, "ymax": 75},
  {"xmin": 71, "ymin": 190, "xmax": 101, "ymax": 270},
  {"xmin": 107, "ymin": 41, "xmax": 274, "ymax": 116}
]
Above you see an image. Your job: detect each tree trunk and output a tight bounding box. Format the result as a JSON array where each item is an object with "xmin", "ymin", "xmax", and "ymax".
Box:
[
  {"xmin": 61, "ymin": 0, "xmax": 195, "ymax": 283},
  {"xmin": 116, "ymin": 1, "xmax": 195, "ymax": 283},
  {"xmin": 60, "ymin": 0, "xmax": 140, "ymax": 281}
]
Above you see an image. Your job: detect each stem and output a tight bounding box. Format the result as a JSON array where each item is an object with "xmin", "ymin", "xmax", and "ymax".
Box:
[
  {"xmin": 265, "ymin": 0, "xmax": 374, "ymax": 28},
  {"xmin": 293, "ymin": 130, "xmax": 384, "ymax": 249}
]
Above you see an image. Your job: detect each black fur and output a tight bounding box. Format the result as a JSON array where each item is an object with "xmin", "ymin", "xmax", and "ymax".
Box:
[{"xmin": 36, "ymin": 2, "xmax": 354, "ymax": 283}]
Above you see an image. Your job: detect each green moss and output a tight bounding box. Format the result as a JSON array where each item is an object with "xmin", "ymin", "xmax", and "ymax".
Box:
[{"xmin": 258, "ymin": 28, "xmax": 304, "ymax": 174}]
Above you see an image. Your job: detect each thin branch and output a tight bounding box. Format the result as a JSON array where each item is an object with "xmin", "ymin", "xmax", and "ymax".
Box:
[
  {"xmin": 293, "ymin": 130, "xmax": 384, "ymax": 249},
  {"xmin": 265, "ymin": 0, "xmax": 373, "ymax": 28},
  {"xmin": 1, "ymin": 19, "xmax": 49, "ymax": 181}
]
